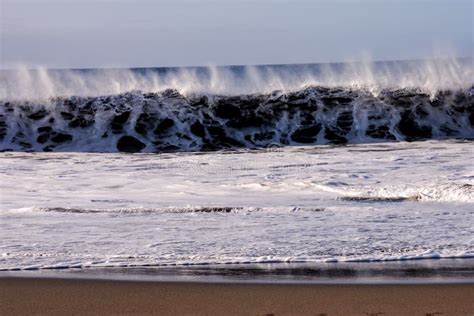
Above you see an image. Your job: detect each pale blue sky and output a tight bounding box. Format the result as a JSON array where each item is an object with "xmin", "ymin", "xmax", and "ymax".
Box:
[{"xmin": 0, "ymin": 0, "xmax": 472, "ymax": 68}]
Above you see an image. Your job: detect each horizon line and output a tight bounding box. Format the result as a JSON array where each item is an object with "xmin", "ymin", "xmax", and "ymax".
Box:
[{"xmin": 1, "ymin": 56, "xmax": 472, "ymax": 72}]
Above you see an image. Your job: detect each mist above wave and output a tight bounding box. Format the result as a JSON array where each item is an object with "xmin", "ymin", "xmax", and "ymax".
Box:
[{"xmin": 1, "ymin": 58, "xmax": 473, "ymax": 101}]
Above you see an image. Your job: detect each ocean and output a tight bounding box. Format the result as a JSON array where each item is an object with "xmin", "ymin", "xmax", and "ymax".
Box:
[{"xmin": 0, "ymin": 59, "xmax": 473, "ymax": 280}]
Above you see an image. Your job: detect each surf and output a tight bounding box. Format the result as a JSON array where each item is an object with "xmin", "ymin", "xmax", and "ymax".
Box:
[{"xmin": 0, "ymin": 59, "xmax": 473, "ymax": 152}]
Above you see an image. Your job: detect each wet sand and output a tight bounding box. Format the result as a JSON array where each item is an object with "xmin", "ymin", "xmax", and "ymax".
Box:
[{"xmin": 1, "ymin": 277, "xmax": 473, "ymax": 315}]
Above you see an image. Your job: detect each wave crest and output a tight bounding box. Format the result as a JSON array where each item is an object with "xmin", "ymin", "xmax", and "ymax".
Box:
[
  {"xmin": 0, "ymin": 85, "xmax": 473, "ymax": 152},
  {"xmin": 1, "ymin": 59, "xmax": 472, "ymax": 101}
]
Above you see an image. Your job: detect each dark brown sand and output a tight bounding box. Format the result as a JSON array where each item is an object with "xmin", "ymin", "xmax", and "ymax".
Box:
[{"xmin": 1, "ymin": 277, "xmax": 473, "ymax": 315}]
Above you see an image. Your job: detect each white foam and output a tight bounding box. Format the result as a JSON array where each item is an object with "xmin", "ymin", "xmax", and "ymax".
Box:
[
  {"xmin": 1, "ymin": 58, "xmax": 472, "ymax": 101},
  {"xmin": 320, "ymin": 183, "xmax": 474, "ymax": 203},
  {"xmin": 0, "ymin": 140, "xmax": 472, "ymax": 270}
]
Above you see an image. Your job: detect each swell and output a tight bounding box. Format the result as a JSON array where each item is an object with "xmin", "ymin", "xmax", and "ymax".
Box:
[{"xmin": 0, "ymin": 86, "xmax": 473, "ymax": 152}]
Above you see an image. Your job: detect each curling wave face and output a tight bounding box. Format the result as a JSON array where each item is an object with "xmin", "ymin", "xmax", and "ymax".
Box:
[
  {"xmin": 1, "ymin": 59, "xmax": 473, "ymax": 152},
  {"xmin": 1, "ymin": 87, "xmax": 473, "ymax": 152}
]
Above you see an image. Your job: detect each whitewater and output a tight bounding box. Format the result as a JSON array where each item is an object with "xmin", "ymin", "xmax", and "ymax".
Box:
[
  {"xmin": 0, "ymin": 140, "xmax": 473, "ymax": 270},
  {"xmin": 0, "ymin": 59, "xmax": 473, "ymax": 271}
]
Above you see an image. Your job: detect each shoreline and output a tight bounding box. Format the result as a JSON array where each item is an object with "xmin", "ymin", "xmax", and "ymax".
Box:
[
  {"xmin": 2, "ymin": 259, "xmax": 474, "ymax": 284},
  {"xmin": 1, "ymin": 277, "xmax": 473, "ymax": 315}
]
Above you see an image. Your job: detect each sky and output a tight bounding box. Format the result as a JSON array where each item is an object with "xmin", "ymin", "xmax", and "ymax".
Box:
[{"xmin": 0, "ymin": 0, "xmax": 472, "ymax": 69}]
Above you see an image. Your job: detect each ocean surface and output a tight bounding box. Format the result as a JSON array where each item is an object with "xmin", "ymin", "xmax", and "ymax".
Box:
[{"xmin": 0, "ymin": 60, "xmax": 473, "ymax": 274}]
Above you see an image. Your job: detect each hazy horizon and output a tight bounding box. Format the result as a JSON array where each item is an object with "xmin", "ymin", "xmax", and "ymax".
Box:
[{"xmin": 1, "ymin": 0, "xmax": 473, "ymax": 69}]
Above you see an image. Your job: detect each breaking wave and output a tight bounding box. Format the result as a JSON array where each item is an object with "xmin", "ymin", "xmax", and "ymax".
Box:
[{"xmin": 1, "ymin": 59, "xmax": 473, "ymax": 152}]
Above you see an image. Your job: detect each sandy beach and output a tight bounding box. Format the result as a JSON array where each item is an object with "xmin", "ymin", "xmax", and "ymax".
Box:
[{"xmin": 1, "ymin": 277, "xmax": 473, "ymax": 315}]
